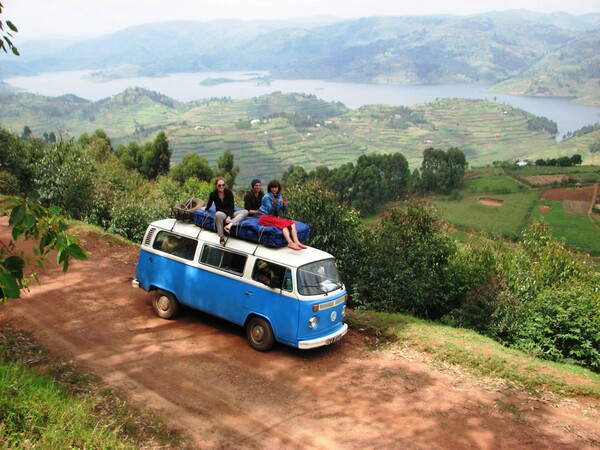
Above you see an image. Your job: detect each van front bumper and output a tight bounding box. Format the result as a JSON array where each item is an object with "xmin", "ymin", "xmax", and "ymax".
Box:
[{"xmin": 298, "ymin": 323, "xmax": 348, "ymax": 350}]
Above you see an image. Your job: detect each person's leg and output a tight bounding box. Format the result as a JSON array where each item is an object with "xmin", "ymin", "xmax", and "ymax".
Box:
[
  {"xmin": 289, "ymin": 223, "xmax": 306, "ymax": 248},
  {"xmin": 283, "ymin": 228, "xmax": 300, "ymax": 250},
  {"xmin": 227, "ymin": 209, "xmax": 248, "ymax": 231},
  {"xmin": 214, "ymin": 211, "xmax": 225, "ymax": 239}
]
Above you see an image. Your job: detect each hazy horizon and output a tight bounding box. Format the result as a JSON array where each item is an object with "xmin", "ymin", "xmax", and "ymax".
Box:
[{"xmin": 4, "ymin": 0, "xmax": 600, "ymax": 41}]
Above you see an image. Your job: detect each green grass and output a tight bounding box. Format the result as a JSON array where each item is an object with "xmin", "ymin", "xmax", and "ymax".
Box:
[
  {"xmin": 463, "ymin": 174, "xmax": 527, "ymax": 194},
  {"xmin": 0, "ymin": 325, "xmax": 183, "ymax": 448},
  {"xmin": 532, "ymin": 200, "xmax": 600, "ymax": 256},
  {"xmin": 347, "ymin": 310, "xmax": 600, "ymax": 398},
  {"xmin": 434, "ymin": 190, "xmax": 540, "ymax": 238}
]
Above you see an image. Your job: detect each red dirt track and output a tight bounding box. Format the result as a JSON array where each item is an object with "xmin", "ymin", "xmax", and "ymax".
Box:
[{"xmin": 1, "ymin": 217, "xmax": 599, "ymax": 449}]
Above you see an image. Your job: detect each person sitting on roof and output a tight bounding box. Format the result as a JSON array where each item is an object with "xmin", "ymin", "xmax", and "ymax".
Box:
[
  {"xmin": 205, "ymin": 177, "xmax": 248, "ymax": 246},
  {"xmin": 258, "ymin": 180, "xmax": 306, "ymax": 251},
  {"xmin": 244, "ymin": 178, "xmax": 264, "ymax": 216}
]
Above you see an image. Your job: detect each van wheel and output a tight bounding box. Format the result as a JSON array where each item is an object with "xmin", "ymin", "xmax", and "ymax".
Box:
[
  {"xmin": 152, "ymin": 290, "xmax": 180, "ymax": 319},
  {"xmin": 246, "ymin": 316, "xmax": 274, "ymax": 351}
]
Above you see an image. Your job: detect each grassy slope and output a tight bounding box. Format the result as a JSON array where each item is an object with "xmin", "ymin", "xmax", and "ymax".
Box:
[{"xmin": 348, "ymin": 310, "xmax": 600, "ymax": 398}]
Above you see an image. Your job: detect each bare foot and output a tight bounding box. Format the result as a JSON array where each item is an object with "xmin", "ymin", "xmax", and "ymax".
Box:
[
  {"xmin": 288, "ymin": 243, "xmax": 301, "ymax": 251},
  {"xmin": 297, "ymin": 243, "xmax": 307, "ymax": 249}
]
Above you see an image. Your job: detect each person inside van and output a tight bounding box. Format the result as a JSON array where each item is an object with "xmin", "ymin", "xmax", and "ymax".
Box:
[
  {"xmin": 258, "ymin": 179, "xmax": 306, "ymax": 251},
  {"xmin": 244, "ymin": 178, "xmax": 264, "ymax": 216},
  {"xmin": 255, "ymin": 260, "xmax": 282, "ymax": 289},
  {"xmin": 205, "ymin": 177, "xmax": 248, "ymax": 245}
]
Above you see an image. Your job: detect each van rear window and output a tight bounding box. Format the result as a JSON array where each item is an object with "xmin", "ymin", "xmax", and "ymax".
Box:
[{"xmin": 200, "ymin": 245, "xmax": 247, "ymax": 275}]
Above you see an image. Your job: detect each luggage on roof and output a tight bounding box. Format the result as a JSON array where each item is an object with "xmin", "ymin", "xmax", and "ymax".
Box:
[{"xmin": 192, "ymin": 206, "xmax": 310, "ymax": 247}]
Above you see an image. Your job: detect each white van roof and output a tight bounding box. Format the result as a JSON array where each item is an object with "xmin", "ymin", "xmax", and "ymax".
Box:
[{"xmin": 148, "ymin": 219, "xmax": 335, "ymax": 268}]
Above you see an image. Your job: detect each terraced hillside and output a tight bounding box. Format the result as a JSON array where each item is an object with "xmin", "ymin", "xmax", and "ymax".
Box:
[{"xmin": 0, "ymin": 89, "xmax": 596, "ymax": 183}]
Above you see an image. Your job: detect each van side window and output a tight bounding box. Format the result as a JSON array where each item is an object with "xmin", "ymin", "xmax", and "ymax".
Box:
[
  {"xmin": 253, "ymin": 260, "xmax": 290, "ymax": 291},
  {"xmin": 200, "ymin": 245, "xmax": 247, "ymax": 275},
  {"xmin": 153, "ymin": 230, "xmax": 197, "ymax": 260}
]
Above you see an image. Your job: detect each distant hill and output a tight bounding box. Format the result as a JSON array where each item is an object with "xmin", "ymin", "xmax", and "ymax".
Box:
[
  {"xmin": 2, "ymin": 12, "xmax": 599, "ymax": 105},
  {"xmin": 491, "ymin": 29, "xmax": 600, "ymax": 105},
  {"xmin": 1, "ymin": 89, "xmax": 596, "ymax": 182}
]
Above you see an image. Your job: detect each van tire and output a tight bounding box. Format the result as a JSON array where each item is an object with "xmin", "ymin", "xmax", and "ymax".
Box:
[
  {"xmin": 246, "ymin": 316, "xmax": 274, "ymax": 351},
  {"xmin": 152, "ymin": 290, "xmax": 180, "ymax": 319}
]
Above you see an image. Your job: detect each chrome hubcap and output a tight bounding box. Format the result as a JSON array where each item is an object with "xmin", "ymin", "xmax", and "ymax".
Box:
[
  {"xmin": 157, "ymin": 296, "xmax": 169, "ymax": 311},
  {"xmin": 252, "ymin": 325, "xmax": 264, "ymax": 342}
]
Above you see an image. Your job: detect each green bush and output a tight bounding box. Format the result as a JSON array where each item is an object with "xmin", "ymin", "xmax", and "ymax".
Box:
[
  {"xmin": 108, "ymin": 193, "xmax": 170, "ymax": 242},
  {"xmin": 513, "ymin": 283, "xmax": 600, "ymax": 370},
  {"xmin": 351, "ymin": 197, "xmax": 459, "ymax": 319},
  {"xmin": 182, "ymin": 178, "xmax": 213, "ymax": 203},
  {"xmin": 485, "ymin": 220, "xmax": 600, "ymax": 372},
  {"xmin": 442, "ymin": 241, "xmax": 498, "ymax": 332},
  {"xmin": 285, "ymin": 179, "xmax": 363, "ymax": 290},
  {"xmin": 32, "ymin": 139, "xmax": 96, "ymax": 220}
]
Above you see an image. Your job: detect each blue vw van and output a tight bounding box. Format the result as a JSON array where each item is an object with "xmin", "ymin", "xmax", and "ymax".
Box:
[{"xmin": 132, "ymin": 218, "xmax": 348, "ymax": 351}]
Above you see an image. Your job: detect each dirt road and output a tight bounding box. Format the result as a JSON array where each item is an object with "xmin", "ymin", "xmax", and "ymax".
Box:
[{"xmin": 1, "ymin": 218, "xmax": 598, "ymax": 449}]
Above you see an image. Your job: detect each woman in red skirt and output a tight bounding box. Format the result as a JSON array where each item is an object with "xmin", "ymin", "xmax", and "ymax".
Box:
[{"xmin": 258, "ymin": 180, "xmax": 306, "ymax": 250}]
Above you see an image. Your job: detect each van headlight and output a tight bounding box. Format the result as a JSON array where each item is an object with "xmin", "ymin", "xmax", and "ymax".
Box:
[
  {"xmin": 342, "ymin": 305, "xmax": 347, "ymax": 318},
  {"xmin": 308, "ymin": 316, "xmax": 319, "ymax": 329}
]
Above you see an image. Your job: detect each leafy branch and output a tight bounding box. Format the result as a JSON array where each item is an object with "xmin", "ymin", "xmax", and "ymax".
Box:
[
  {"xmin": 1, "ymin": 183, "xmax": 88, "ymax": 302},
  {"xmin": 0, "ymin": 1, "xmax": 19, "ymax": 56}
]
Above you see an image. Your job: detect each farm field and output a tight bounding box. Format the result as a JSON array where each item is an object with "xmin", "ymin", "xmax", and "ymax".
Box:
[
  {"xmin": 532, "ymin": 185, "xmax": 600, "ymax": 256},
  {"xmin": 434, "ymin": 168, "xmax": 600, "ymax": 256},
  {"xmin": 435, "ymin": 190, "xmax": 540, "ymax": 238}
]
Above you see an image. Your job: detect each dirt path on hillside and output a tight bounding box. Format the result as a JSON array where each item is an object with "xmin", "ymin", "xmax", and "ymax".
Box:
[{"xmin": 1, "ymin": 217, "xmax": 599, "ymax": 449}]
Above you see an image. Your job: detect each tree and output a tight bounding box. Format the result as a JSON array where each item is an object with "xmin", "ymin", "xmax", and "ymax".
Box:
[
  {"xmin": 446, "ymin": 147, "xmax": 468, "ymax": 190},
  {"xmin": 117, "ymin": 142, "xmax": 144, "ymax": 172},
  {"xmin": 557, "ymin": 156, "xmax": 572, "ymax": 167},
  {"xmin": 170, "ymin": 152, "xmax": 213, "ymax": 184},
  {"xmin": 217, "ymin": 149, "xmax": 239, "ymax": 188},
  {"xmin": 21, "ymin": 125, "xmax": 32, "ymax": 140},
  {"xmin": 282, "ymin": 164, "xmax": 308, "ymax": 187},
  {"xmin": 0, "ymin": 2, "xmax": 19, "ymax": 55},
  {"xmin": 570, "ymin": 154, "xmax": 582, "ymax": 165},
  {"xmin": 420, "ymin": 147, "xmax": 467, "ymax": 194},
  {"xmin": 141, "ymin": 132, "xmax": 171, "ymax": 180}
]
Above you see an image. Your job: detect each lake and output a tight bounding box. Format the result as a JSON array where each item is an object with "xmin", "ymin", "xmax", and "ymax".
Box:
[{"xmin": 4, "ymin": 70, "xmax": 600, "ymax": 139}]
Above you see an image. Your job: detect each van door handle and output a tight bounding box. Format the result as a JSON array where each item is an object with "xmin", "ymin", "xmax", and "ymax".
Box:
[{"xmin": 244, "ymin": 291, "xmax": 254, "ymax": 296}]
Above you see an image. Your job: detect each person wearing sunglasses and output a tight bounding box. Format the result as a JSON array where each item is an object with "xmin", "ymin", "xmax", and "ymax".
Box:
[{"xmin": 205, "ymin": 177, "xmax": 248, "ymax": 245}]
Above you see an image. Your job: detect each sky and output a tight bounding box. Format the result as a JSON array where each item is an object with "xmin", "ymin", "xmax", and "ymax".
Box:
[{"xmin": 4, "ymin": 0, "xmax": 600, "ymax": 41}]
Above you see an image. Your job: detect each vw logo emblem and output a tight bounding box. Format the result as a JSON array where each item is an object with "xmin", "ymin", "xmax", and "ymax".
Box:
[{"xmin": 330, "ymin": 311, "xmax": 337, "ymax": 321}]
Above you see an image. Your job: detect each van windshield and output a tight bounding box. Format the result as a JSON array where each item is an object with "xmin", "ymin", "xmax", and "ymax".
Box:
[{"xmin": 297, "ymin": 259, "xmax": 343, "ymax": 296}]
